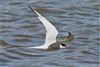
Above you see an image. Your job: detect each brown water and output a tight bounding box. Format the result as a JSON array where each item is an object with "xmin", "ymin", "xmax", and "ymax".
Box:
[{"xmin": 0, "ymin": 0, "xmax": 100, "ymax": 67}]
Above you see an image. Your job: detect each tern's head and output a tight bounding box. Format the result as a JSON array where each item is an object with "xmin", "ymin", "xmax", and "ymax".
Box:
[{"xmin": 59, "ymin": 32, "xmax": 74, "ymax": 48}]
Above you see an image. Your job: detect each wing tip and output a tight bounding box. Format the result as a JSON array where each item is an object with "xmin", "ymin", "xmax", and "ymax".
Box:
[
  {"xmin": 28, "ymin": 6, "xmax": 34, "ymax": 11},
  {"xmin": 28, "ymin": 6, "xmax": 41, "ymax": 16},
  {"xmin": 66, "ymin": 32, "xmax": 74, "ymax": 42}
]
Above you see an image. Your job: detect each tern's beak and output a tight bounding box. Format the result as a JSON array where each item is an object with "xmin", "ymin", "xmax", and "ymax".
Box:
[{"xmin": 65, "ymin": 32, "xmax": 74, "ymax": 42}]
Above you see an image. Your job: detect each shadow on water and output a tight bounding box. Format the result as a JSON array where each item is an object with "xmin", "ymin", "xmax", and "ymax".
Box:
[{"xmin": 0, "ymin": 0, "xmax": 99, "ymax": 67}]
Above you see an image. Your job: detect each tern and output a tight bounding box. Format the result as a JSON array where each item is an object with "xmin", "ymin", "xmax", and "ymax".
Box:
[{"xmin": 28, "ymin": 6, "xmax": 74, "ymax": 50}]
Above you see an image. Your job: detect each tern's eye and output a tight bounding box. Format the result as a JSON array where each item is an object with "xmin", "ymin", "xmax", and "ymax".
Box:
[{"xmin": 61, "ymin": 43, "xmax": 66, "ymax": 46}]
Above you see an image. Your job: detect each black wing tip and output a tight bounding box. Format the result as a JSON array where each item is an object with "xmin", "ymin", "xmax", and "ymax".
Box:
[
  {"xmin": 66, "ymin": 32, "xmax": 74, "ymax": 42},
  {"xmin": 28, "ymin": 6, "xmax": 34, "ymax": 11},
  {"xmin": 67, "ymin": 32, "xmax": 72, "ymax": 38},
  {"xmin": 28, "ymin": 6, "xmax": 37, "ymax": 13},
  {"xmin": 27, "ymin": 6, "xmax": 33, "ymax": 9},
  {"xmin": 27, "ymin": 6, "xmax": 39, "ymax": 16}
]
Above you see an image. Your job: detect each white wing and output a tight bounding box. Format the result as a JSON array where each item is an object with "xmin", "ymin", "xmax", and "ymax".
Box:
[{"xmin": 29, "ymin": 7, "xmax": 58, "ymax": 46}]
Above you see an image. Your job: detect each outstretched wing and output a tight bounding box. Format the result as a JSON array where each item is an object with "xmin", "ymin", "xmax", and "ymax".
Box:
[{"xmin": 28, "ymin": 6, "xmax": 58, "ymax": 46}]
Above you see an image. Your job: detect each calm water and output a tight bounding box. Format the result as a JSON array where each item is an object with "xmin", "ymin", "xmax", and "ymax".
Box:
[{"xmin": 0, "ymin": 0, "xmax": 100, "ymax": 67}]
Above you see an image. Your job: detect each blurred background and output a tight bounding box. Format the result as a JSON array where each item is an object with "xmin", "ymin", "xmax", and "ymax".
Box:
[{"xmin": 0, "ymin": 0, "xmax": 99, "ymax": 67}]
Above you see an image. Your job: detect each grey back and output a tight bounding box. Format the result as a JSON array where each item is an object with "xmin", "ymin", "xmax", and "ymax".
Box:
[{"xmin": 47, "ymin": 42, "xmax": 60, "ymax": 51}]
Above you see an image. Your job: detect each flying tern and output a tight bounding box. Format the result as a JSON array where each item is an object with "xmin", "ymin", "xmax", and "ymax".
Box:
[{"xmin": 28, "ymin": 6, "xmax": 74, "ymax": 50}]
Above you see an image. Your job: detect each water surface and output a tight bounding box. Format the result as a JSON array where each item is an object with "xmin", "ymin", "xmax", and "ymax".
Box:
[{"xmin": 0, "ymin": 0, "xmax": 100, "ymax": 67}]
